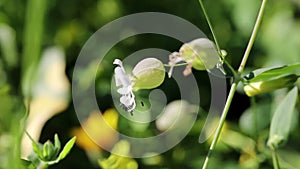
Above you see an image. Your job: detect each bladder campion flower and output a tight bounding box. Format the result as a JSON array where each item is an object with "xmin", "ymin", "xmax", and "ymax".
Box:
[
  {"xmin": 113, "ymin": 58, "xmax": 165, "ymax": 115},
  {"xmin": 168, "ymin": 38, "xmax": 219, "ymax": 77},
  {"xmin": 113, "ymin": 59, "xmax": 136, "ymax": 115}
]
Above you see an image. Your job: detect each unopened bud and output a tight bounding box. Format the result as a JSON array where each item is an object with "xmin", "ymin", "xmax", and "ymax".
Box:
[{"xmin": 244, "ymin": 74, "xmax": 299, "ymax": 97}]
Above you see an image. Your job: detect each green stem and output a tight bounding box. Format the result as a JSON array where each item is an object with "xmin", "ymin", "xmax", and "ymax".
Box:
[
  {"xmin": 36, "ymin": 161, "xmax": 49, "ymax": 169},
  {"xmin": 198, "ymin": 0, "xmax": 222, "ymax": 55},
  {"xmin": 222, "ymin": 59, "xmax": 239, "ymax": 78},
  {"xmin": 201, "ymin": 0, "xmax": 268, "ymax": 168},
  {"xmin": 272, "ymin": 148, "xmax": 281, "ymax": 169},
  {"xmin": 198, "ymin": 0, "xmax": 238, "ymax": 78},
  {"xmin": 22, "ymin": 0, "xmax": 47, "ymax": 98},
  {"xmin": 201, "ymin": 82, "xmax": 238, "ymax": 169},
  {"xmin": 237, "ymin": 0, "xmax": 268, "ymax": 73}
]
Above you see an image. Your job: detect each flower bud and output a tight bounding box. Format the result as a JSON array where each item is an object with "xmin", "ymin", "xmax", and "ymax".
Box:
[
  {"xmin": 244, "ymin": 74, "xmax": 299, "ymax": 97},
  {"xmin": 43, "ymin": 140, "xmax": 56, "ymax": 161}
]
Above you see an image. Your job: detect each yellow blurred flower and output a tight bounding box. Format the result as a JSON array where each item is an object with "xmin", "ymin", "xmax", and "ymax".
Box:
[
  {"xmin": 72, "ymin": 109, "xmax": 119, "ymax": 151},
  {"xmin": 98, "ymin": 140, "xmax": 138, "ymax": 169},
  {"xmin": 21, "ymin": 47, "xmax": 70, "ymax": 158},
  {"xmin": 99, "ymin": 154, "xmax": 138, "ymax": 169}
]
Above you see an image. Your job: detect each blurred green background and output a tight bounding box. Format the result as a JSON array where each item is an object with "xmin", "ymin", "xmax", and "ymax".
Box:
[{"xmin": 0, "ymin": 0, "xmax": 300, "ymax": 168}]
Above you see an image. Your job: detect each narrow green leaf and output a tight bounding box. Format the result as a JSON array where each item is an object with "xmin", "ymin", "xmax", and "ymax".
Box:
[
  {"xmin": 57, "ymin": 136, "xmax": 76, "ymax": 160},
  {"xmin": 267, "ymin": 87, "xmax": 298, "ymax": 149},
  {"xmin": 26, "ymin": 132, "xmax": 43, "ymax": 159},
  {"xmin": 54, "ymin": 134, "xmax": 61, "ymax": 153},
  {"xmin": 46, "ymin": 137, "xmax": 76, "ymax": 165},
  {"xmin": 245, "ymin": 63, "xmax": 300, "ymax": 83},
  {"xmin": 32, "ymin": 142, "xmax": 43, "ymax": 160},
  {"xmin": 22, "ymin": 0, "xmax": 48, "ymax": 98}
]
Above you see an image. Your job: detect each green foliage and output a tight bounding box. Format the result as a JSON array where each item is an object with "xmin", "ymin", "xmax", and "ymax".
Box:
[
  {"xmin": 25, "ymin": 133, "xmax": 76, "ymax": 168},
  {"xmin": 243, "ymin": 63, "xmax": 300, "ymax": 96},
  {"xmin": 267, "ymin": 87, "xmax": 298, "ymax": 149},
  {"xmin": 22, "ymin": 0, "xmax": 47, "ymax": 98},
  {"xmin": 0, "ymin": 24, "xmax": 17, "ymax": 69},
  {"xmin": 0, "ymin": 0, "xmax": 300, "ymax": 168},
  {"xmin": 244, "ymin": 63, "xmax": 300, "ymax": 82},
  {"xmin": 239, "ymin": 101, "xmax": 271, "ymax": 136}
]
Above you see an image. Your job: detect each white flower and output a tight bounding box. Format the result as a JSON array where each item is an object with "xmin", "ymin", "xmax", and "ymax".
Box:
[
  {"xmin": 113, "ymin": 59, "xmax": 136, "ymax": 115},
  {"xmin": 167, "ymin": 38, "xmax": 220, "ymax": 77}
]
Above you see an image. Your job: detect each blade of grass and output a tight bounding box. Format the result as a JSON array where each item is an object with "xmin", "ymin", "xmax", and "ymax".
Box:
[
  {"xmin": 198, "ymin": 0, "xmax": 221, "ymax": 55},
  {"xmin": 22, "ymin": 0, "xmax": 47, "ymax": 98}
]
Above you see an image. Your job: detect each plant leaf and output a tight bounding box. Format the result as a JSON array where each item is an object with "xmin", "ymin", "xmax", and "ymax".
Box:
[
  {"xmin": 42, "ymin": 141, "xmax": 56, "ymax": 161},
  {"xmin": 245, "ymin": 63, "xmax": 300, "ymax": 83},
  {"xmin": 21, "ymin": 159, "xmax": 36, "ymax": 169},
  {"xmin": 47, "ymin": 136, "xmax": 76, "ymax": 165},
  {"xmin": 243, "ymin": 74, "xmax": 299, "ymax": 97},
  {"xmin": 54, "ymin": 134, "xmax": 61, "ymax": 150},
  {"xmin": 239, "ymin": 102, "xmax": 271, "ymax": 136},
  {"xmin": 26, "ymin": 132, "xmax": 43, "ymax": 159},
  {"xmin": 267, "ymin": 87, "xmax": 298, "ymax": 149},
  {"xmin": 54, "ymin": 134, "xmax": 61, "ymax": 156}
]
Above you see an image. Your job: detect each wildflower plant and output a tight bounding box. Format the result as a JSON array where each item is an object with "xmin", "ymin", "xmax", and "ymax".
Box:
[
  {"xmin": 1, "ymin": 0, "xmax": 299, "ymax": 168},
  {"xmin": 108, "ymin": 0, "xmax": 300, "ymax": 169},
  {"xmin": 113, "ymin": 58, "xmax": 165, "ymax": 115},
  {"xmin": 23, "ymin": 133, "xmax": 76, "ymax": 169}
]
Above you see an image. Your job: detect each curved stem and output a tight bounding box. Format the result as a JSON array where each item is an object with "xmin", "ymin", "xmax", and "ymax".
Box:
[
  {"xmin": 198, "ymin": 0, "xmax": 222, "ymax": 55},
  {"xmin": 198, "ymin": 0, "xmax": 238, "ymax": 78},
  {"xmin": 201, "ymin": 0, "xmax": 268, "ymax": 168}
]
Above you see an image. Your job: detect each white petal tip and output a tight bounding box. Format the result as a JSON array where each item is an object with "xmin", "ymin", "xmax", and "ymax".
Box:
[{"xmin": 113, "ymin": 59, "xmax": 122, "ymax": 65}]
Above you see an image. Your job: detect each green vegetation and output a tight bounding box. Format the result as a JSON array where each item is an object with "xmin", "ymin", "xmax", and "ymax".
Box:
[{"xmin": 0, "ymin": 0, "xmax": 300, "ymax": 168}]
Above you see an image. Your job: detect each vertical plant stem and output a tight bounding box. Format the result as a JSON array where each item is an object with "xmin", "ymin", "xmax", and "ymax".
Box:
[
  {"xmin": 198, "ymin": 0, "xmax": 237, "ymax": 77},
  {"xmin": 237, "ymin": 0, "xmax": 268, "ymax": 73},
  {"xmin": 201, "ymin": 83, "xmax": 238, "ymax": 169},
  {"xmin": 201, "ymin": 0, "xmax": 268, "ymax": 168},
  {"xmin": 198, "ymin": 0, "xmax": 221, "ymax": 55},
  {"xmin": 22, "ymin": 0, "xmax": 47, "ymax": 98},
  {"xmin": 272, "ymin": 149, "xmax": 280, "ymax": 169}
]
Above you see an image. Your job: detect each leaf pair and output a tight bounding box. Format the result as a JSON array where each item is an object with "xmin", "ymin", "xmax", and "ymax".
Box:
[{"xmin": 24, "ymin": 133, "xmax": 76, "ymax": 168}]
